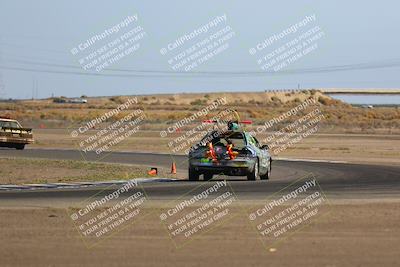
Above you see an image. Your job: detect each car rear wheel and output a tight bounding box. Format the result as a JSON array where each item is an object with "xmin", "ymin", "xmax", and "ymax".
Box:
[
  {"xmin": 247, "ymin": 160, "xmax": 260, "ymax": 181},
  {"xmin": 15, "ymin": 144, "xmax": 25, "ymax": 150},
  {"xmin": 189, "ymin": 168, "xmax": 199, "ymax": 181},
  {"xmin": 260, "ymin": 168, "xmax": 269, "ymax": 180},
  {"xmin": 204, "ymin": 173, "xmax": 213, "ymax": 181}
]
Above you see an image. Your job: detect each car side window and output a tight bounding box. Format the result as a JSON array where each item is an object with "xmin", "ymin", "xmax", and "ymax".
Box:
[
  {"xmin": 253, "ymin": 136, "xmax": 260, "ymax": 148},
  {"xmin": 248, "ymin": 135, "xmax": 260, "ymax": 148}
]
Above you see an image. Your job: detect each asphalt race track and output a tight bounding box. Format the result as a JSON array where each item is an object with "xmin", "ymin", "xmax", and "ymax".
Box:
[{"xmin": 0, "ymin": 148, "xmax": 399, "ymax": 201}]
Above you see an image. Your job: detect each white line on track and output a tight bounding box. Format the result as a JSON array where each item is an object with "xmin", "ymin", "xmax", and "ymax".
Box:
[
  {"xmin": 275, "ymin": 157, "xmax": 348, "ymax": 164},
  {"xmin": 0, "ymin": 178, "xmax": 178, "ymax": 191}
]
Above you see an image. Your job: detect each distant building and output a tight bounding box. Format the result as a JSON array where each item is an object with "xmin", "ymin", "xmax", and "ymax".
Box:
[
  {"xmin": 69, "ymin": 98, "xmax": 88, "ymax": 104},
  {"xmin": 53, "ymin": 98, "xmax": 87, "ymax": 104}
]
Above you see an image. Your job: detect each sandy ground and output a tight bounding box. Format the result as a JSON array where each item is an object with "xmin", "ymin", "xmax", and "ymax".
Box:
[
  {"xmin": 30, "ymin": 129, "xmax": 400, "ymax": 166},
  {"xmin": 0, "ymin": 157, "xmax": 174, "ymax": 184},
  {"xmin": 0, "ymin": 201, "xmax": 399, "ymax": 267}
]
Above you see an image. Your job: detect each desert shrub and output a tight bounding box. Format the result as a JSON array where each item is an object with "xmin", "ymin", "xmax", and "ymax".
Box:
[
  {"xmin": 248, "ymin": 110, "xmax": 259, "ymax": 118},
  {"xmin": 318, "ymin": 97, "xmax": 329, "ymax": 105},
  {"xmin": 53, "ymin": 98, "xmax": 66, "ymax": 103},
  {"xmin": 109, "ymin": 96, "xmax": 125, "ymax": 104},
  {"xmin": 271, "ymin": 96, "xmax": 281, "ymax": 103},
  {"xmin": 190, "ymin": 99, "xmax": 207, "ymax": 105}
]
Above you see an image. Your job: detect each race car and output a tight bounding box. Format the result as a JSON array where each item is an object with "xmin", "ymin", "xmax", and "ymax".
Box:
[
  {"xmin": 188, "ymin": 121, "xmax": 272, "ymax": 181},
  {"xmin": 0, "ymin": 117, "xmax": 34, "ymax": 150}
]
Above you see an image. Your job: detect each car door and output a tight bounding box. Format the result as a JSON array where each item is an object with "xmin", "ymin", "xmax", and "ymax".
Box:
[{"xmin": 248, "ymin": 134, "xmax": 269, "ymax": 173}]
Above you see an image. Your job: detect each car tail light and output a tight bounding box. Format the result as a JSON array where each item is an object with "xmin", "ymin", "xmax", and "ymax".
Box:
[
  {"xmin": 205, "ymin": 142, "xmax": 217, "ymax": 161},
  {"xmin": 226, "ymin": 144, "xmax": 239, "ymax": 160}
]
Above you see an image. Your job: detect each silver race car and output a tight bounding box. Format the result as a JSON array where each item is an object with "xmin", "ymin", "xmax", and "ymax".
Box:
[{"xmin": 188, "ymin": 121, "xmax": 272, "ymax": 181}]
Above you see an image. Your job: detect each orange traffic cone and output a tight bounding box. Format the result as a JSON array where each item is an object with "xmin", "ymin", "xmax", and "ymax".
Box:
[
  {"xmin": 148, "ymin": 168, "xmax": 158, "ymax": 176},
  {"xmin": 170, "ymin": 162, "xmax": 177, "ymax": 174}
]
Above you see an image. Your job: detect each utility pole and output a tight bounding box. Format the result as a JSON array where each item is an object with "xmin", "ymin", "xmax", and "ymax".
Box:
[
  {"xmin": 0, "ymin": 73, "xmax": 4, "ymax": 99},
  {"xmin": 0, "ymin": 39, "xmax": 4, "ymax": 99},
  {"xmin": 32, "ymin": 78, "xmax": 39, "ymax": 100},
  {"xmin": 32, "ymin": 78, "xmax": 34, "ymax": 100},
  {"xmin": 36, "ymin": 79, "xmax": 39, "ymax": 99}
]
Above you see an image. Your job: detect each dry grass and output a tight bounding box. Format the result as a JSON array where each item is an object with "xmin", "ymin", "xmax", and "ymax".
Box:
[
  {"xmin": 1, "ymin": 90, "xmax": 399, "ymax": 133},
  {"xmin": 0, "ymin": 157, "xmax": 175, "ymax": 184}
]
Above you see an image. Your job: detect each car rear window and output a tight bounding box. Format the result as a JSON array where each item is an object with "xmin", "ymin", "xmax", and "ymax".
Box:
[
  {"xmin": 0, "ymin": 120, "xmax": 21, "ymax": 128},
  {"xmin": 212, "ymin": 132, "xmax": 246, "ymax": 150}
]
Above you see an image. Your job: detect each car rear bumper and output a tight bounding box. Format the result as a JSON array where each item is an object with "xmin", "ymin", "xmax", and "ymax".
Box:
[
  {"xmin": 189, "ymin": 157, "xmax": 256, "ymax": 176},
  {"xmin": 0, "ymin": 137, "xmax": 34, "ymax": 145}
]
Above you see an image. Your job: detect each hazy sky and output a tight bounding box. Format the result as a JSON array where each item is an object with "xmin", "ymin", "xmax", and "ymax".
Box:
[{"xmin": 0, "ymin": 0, "xmax": 399, "ymax": 99}]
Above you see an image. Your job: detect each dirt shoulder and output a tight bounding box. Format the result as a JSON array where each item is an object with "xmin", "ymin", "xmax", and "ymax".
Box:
[
  {"xmin": 0, "ymin": 202, "xmax": 399, "ymax": 267},
  {"xmin": 30, "ymin": 129, "xmax": 400, "ymax": 166},
  {"xmin": 0, "ymin": 157, "xmax": 175, "ymax": 184}
]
